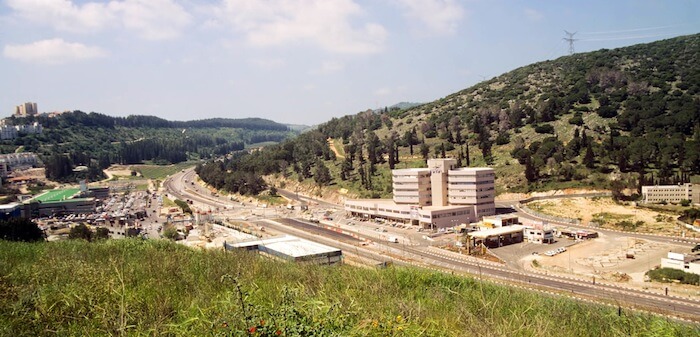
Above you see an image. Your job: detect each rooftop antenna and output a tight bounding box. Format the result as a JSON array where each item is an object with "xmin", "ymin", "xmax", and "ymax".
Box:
[{"xmin": 563, "ymin": 30, "xmax": 578, "ymax": 55}]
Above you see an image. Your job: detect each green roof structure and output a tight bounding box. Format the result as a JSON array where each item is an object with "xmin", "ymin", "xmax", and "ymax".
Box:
[{"xmin": 29, "ymin": 188, "xmax": 81, "ymax": 203}]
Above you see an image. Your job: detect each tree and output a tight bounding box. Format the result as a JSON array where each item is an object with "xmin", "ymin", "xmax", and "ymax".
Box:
[
  {"xmin": 524, "ymin": 155, "xmax": 538, "ymax": 183},
  {"xmin": 465, "ymin": 141, "xmax": 471, "ymax": 166},
  {"xmin": 162, "ymin": 225, "xmax": 179, "ymax": 240},
  {"xmin": 94, "ymin": 227, "xmax": 110, "ymax": 240},
  {"xmin": 174, "ymin": 199, "xmax": 192, "ymax": 214},
  {"xmin": 420, "ymin": 140, "xmax": 430, "ymax": 160},
  {"xmin": 69, "ymin": 223, "xmax": 93, "ymax": 241},
  {"xmin": 584, "ymin": 143, "xmax": 595, "ymax": 168},
  {"xmin": 0, "ymin": 218, "xmax": 44, "ymax": 242},
  {"xmin": 313, "ymin": 161, "xmax": 332, "ymax": 187}
]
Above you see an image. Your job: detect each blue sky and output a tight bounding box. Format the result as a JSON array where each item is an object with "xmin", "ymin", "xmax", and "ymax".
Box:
[{"xmin": 1, "ymin": 0, "xmax": 699, "ymax": 125}]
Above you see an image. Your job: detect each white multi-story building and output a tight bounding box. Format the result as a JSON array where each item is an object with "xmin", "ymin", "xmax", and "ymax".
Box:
[
  {"xmin": 392, "ymin": 168, "xmax": 432, "ymax": 206},
  {"xmin": 0, "ymin": 121, "xmax": 43, "ymax": 140},
  {"xmin": 345, "ymin": 158, "xmax": 496, "ymax": 229},
  {"xmin": 0, "ymin": 125, "xmax": 17, "ymax": 140},
  {"xmin": 641, "ymin": 184, "xmax": 699, "ymax": 204},
  {"xmin": 0, "ymin": 152, "xmax": 40, "ymax": 177}
]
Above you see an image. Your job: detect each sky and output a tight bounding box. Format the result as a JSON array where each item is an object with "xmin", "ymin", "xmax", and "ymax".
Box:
[{"xmin": 1, "ymin": 1, "xmax": 699, "ymax": 126}]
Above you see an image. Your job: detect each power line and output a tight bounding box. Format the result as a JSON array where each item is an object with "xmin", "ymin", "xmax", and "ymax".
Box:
[{"xmin": 563, "ymin": 30, "xmax": 578, "ymax": 55}]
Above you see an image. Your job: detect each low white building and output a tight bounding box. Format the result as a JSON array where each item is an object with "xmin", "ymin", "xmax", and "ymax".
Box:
[
  {"xmin": 660, "ymin": 252, "xmax": 700, "ymax": 275},
  {"xmin": 224, "ymin": 235, "xmax": 343, "ymax": 265},
  {"xmin": 524, "ymin": 225, "xmax": 555, "ymax": 244},
  {"xmin": 641, "ymin": 184, "xmax": 699, "ymax": 204}
]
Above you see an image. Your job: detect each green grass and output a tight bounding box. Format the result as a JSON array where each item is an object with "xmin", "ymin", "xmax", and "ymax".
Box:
[
  {"xmin": 592, "ymin": 212, "xmax": 634, "ymax": 225},
  {"xmin": 0, "ymin": 239, "xmax": 697, "ymax": 336},
  {"xmin": 131, "ymin": 162, "xmax": 197, "ymax": 180},
  {"xmin": 162, "ymin": 196, "xmax": 176, "ymax": 207},
  {"xmin": 30, "ymin": 188, "xmax": 80, "ymax": 202}
]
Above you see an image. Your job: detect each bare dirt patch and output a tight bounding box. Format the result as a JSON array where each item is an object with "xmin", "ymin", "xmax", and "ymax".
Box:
[
  {"xmin": 527, "ymin": 197, "xmax": 685, "ymax": 236},
  {"xmin": 104, "ymin": 165, "xmax": 134, "ymax": 179}
]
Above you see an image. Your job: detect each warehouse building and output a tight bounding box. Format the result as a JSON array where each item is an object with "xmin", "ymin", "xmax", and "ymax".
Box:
[
  {"xmin": 345, "ymin": 158, "xmax": 495, "ymax": 229},
  {"xmin": 224, "ymin": 235, "xmax": 343, "ymax": 265}
]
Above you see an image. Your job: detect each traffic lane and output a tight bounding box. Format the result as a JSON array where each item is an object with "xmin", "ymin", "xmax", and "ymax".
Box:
[{"xmin": 274, "ymin": 218, "xmax": 361, "ymax": 243}]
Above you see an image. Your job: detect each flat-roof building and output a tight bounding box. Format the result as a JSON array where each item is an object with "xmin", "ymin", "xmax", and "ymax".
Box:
[
  {"xmin": 661, "ymin": 252, "xmax": 700, "ymax": 276},
  {"xmin": 345, "ymin": 159, "xmax": 495, "ymax": 229},
  {"xmin": 21, "ymin": 188, "xmax": 96, "ymax": 218},
  {"xmin": 224, "ymin": 235, "xmax": 343, "ymax": 265},
  {"xmin": 641, "ymin": 184, "xmax": 699, "ymax": 204}
]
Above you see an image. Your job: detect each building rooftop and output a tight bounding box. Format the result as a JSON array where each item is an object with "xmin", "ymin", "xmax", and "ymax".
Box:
[
  {"xmin": 0, "ymin": 202, "xmax": 21, "ymax": 210},
  {"xmin": 230, "ymin": 235, "xmax": 341, "ymax": 258},
  {"xmin": 468, "ymin": 225, "xmax": 525, "ymax": 239},
  {"xmin": 392, "ymin": 168, "xmax": 430, "ymax": 174},
  {"xmin": 28, "ymin": 188, "xmax": 80, "ymax": 203},
  {"xmin": 450, "ymin": 167, "xmax": 494, "ymax": 172}
]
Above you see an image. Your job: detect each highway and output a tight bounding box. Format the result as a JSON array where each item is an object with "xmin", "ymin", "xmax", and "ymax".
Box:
[{"xmin": 164, "ymin": 167, "xmax": 700, "ymax": 322}]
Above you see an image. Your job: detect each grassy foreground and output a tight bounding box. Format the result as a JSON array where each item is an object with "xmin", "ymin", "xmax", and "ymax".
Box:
[{"xmin": 0, "ymin": 240, "xmax": 697, "ymax": 336}]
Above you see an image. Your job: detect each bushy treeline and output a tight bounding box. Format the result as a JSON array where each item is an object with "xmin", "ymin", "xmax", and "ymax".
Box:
[
  {"xmin": 197, "ymin": 130, "xmax": 335, "ymax": 195},
  {"xmin": 1, "ymin": 111, "xmax": 296, "ymax": 182},
  {"xmin": 9, "ymin": 111, "xmax": 289, "ymax": 131}
]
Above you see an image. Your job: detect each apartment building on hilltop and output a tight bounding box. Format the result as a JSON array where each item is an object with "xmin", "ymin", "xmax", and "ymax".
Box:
[{"xmin": 14, "ymin": 102, "xmax": 38, "ymax": 117}]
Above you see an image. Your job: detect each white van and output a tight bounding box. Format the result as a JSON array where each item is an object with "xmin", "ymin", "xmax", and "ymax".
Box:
[{"xmin": 387, "ymin": 236, "xmax": 399, "ymax": 243}]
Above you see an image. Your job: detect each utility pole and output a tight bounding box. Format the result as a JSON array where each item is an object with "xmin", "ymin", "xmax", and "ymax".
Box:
[{"xmin": 563, "ymin": 30, "xmax": 578, "ymax": 55}]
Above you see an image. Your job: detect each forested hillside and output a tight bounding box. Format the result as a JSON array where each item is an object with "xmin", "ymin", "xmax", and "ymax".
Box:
[
  {"xmin": 0, "ymin": 111, "xmax": 295, "ymax": 182},
  {"xmin": 198, "ymin": 34, "xmax": 699, "ymax": 197}
]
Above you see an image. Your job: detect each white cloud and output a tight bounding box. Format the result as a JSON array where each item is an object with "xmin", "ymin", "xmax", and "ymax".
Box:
[
  {"xmin": 251, "ymin": 57, "xmax": 286, "ymax": 69},
  {"xmin": 108, "ymin": 0, "xmax": 192, "ymax": 40},
  {"xmin": 6, "ymin": 0, "xmax": 191, "ymax": 40},
  {"xmin": 315, "ymin": 60, "xmax": 345, "ymax": 74},
  {"xmin": 216, "ymin": 0, "xmax": 387, "ymax": 54},
  {"xmin": 524, "ymin": 8, "xmax": 544, "ymax": 22},
  {"xmin": 395, "ymin": 0, "xmax": 464, "ymax": 35},
  {"xmin": 6, "ymin": 0, "xmax": 115, "ymax": 32},
  {"xmin": 4, "ymin": 38, "xmax": 107, "ymax": 64},
  {"xmin": 374, "ymin": 87, "xmax": 392, "ymax": 96}
]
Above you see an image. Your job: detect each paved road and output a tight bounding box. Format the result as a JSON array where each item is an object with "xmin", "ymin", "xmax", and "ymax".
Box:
[{"xmin": 164, "ymin": 168, "xmax": 700, "ymax": 321}]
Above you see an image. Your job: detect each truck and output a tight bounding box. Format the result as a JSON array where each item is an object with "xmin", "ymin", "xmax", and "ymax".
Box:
[{"xmin": 387, "ymin": 236, "xmax": 399, "ymax": 243}]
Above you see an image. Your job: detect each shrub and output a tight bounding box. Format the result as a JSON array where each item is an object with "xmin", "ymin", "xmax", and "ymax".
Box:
[
  {"xmin": 597, "ymin": 106, "xmax": 618, "ymax": 118},
  {"xmin": 646, "ymin": 267, "xmax": 700, "ymax": 285},
  {"xmin": 534, "ymin": 124, "xmax": 555, "ymax": 134},
  {"xmin": 568, "ymin": 115, "xmax": 584, "ymax": 126},
  {"xmin": 495, "ymin": 132, "xmax": 510, "ymax": 145}
]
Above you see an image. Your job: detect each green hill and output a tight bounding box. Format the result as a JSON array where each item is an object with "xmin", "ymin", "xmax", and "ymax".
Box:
[
  {"xmin": 0, "ymin": 111, "xmax": 297, "ymax": 183},
  {"xmin": 1, "ymin": 239, "xmax": 696, "ymax": 336},
  {"xmin": 197, "ymin": 34, "xmax": 700, "ymax": 198}
]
